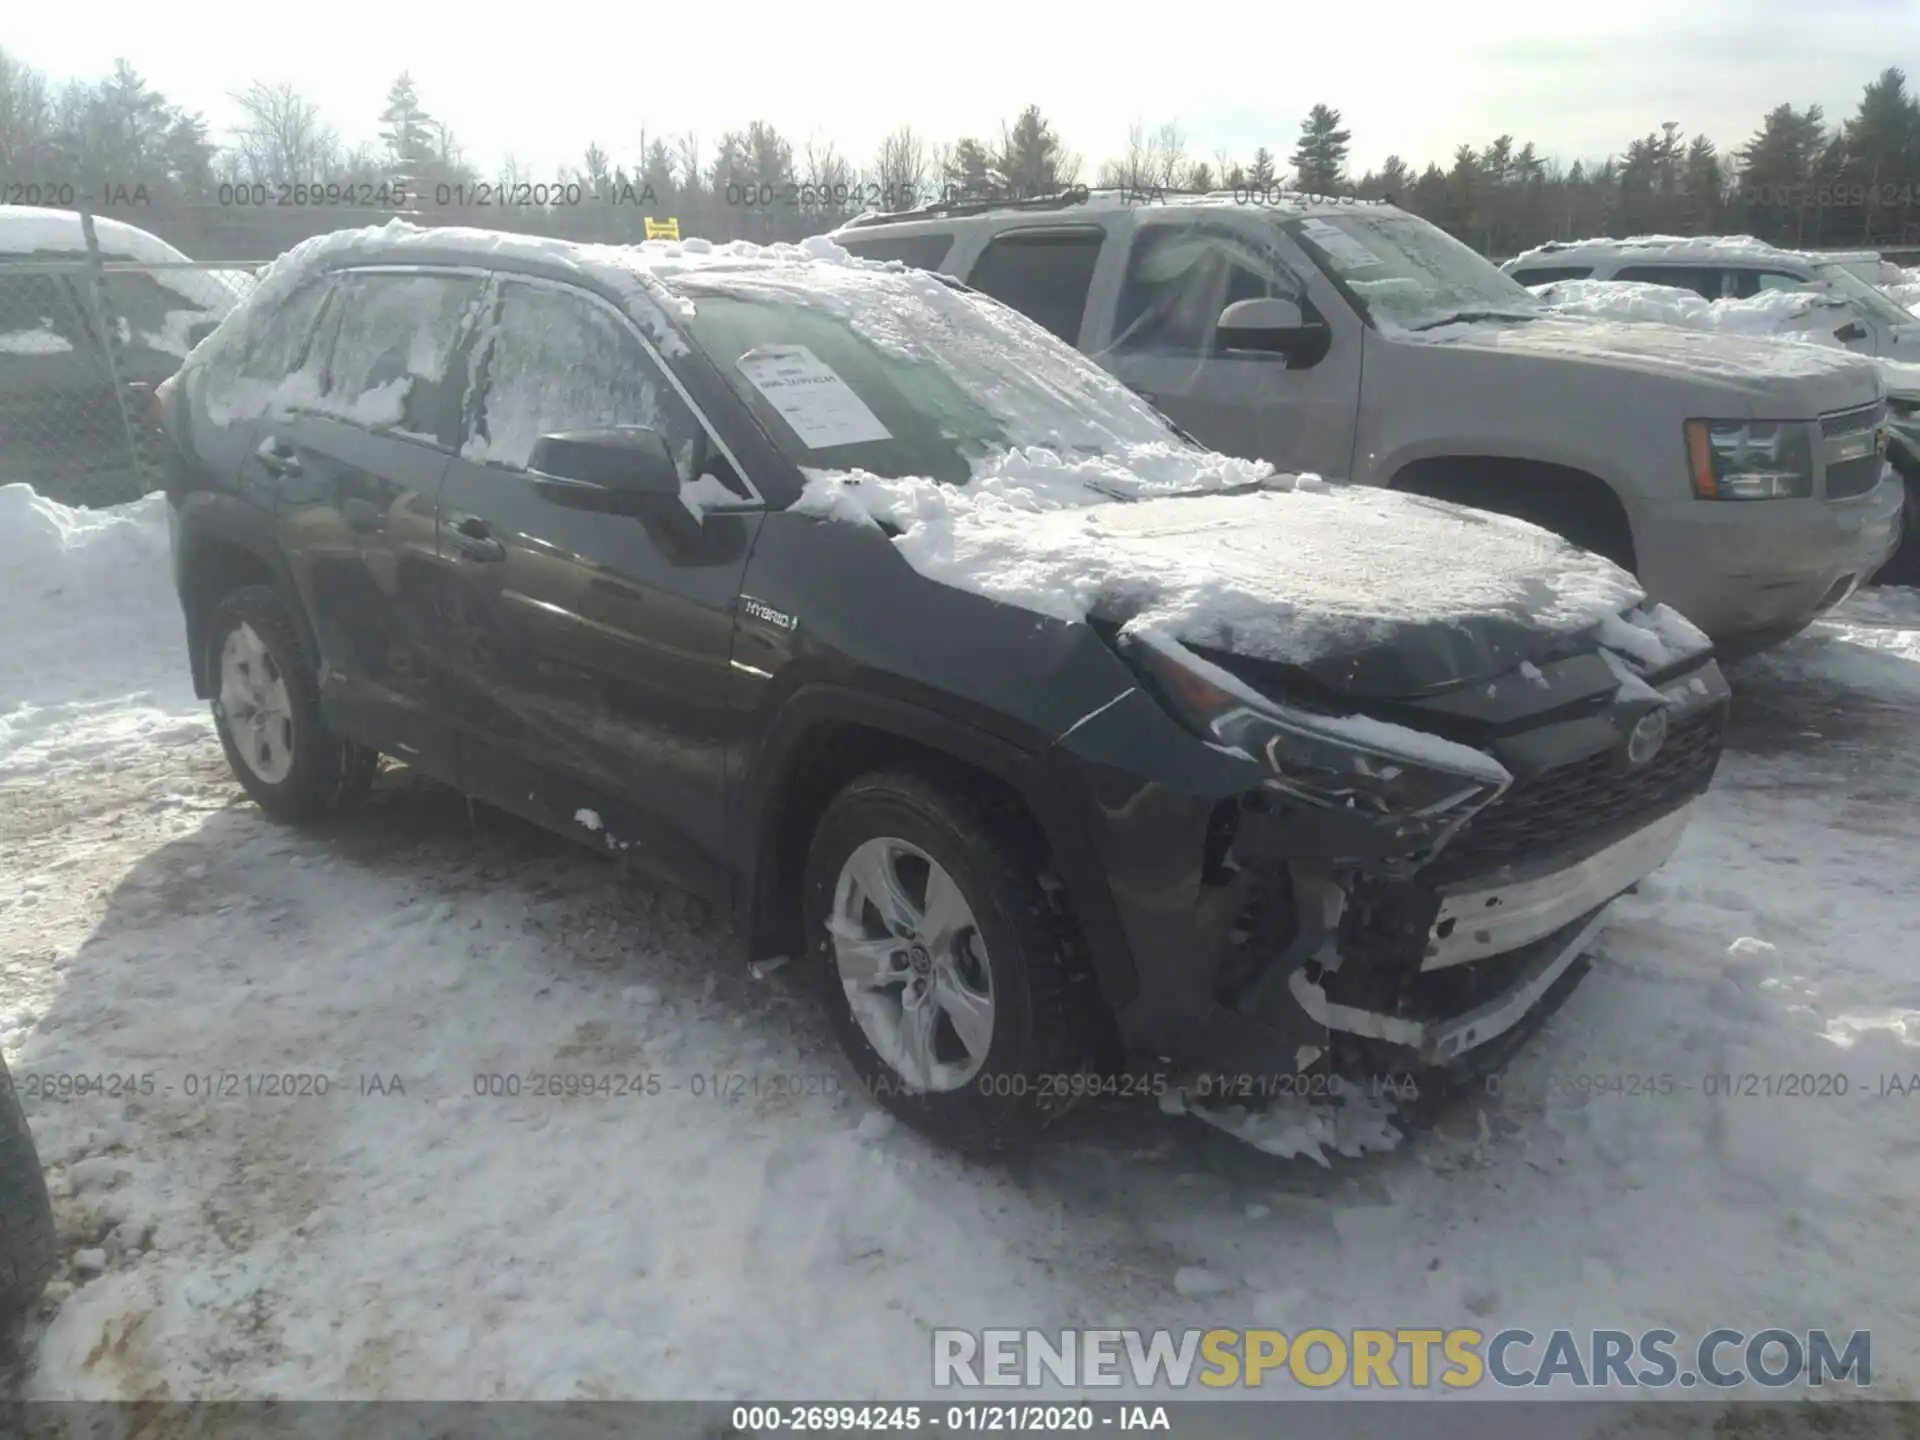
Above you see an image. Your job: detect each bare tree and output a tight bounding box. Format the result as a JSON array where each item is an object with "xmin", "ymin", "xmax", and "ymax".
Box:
[
  {"xmin": 800, "ymin": 134, "xmax": 853, "ymax": 218},
  {"xmin": 1151, "ymin": 122, "xmax": 1186, "ymax": 190},
  {"xmin": 926, "ymin": 140, "xmax": 954, "ymax": 199},
  {"xmin": 1097, "ymin": 121, "xmax": 1157, "ymax": 191},
  {"xmin": 871, "ymin": 123, "xmax": 929, "ymax": 209},
  {"xmin": 227, "ymin": 80, "xmax": 339, "ymax": 185}
]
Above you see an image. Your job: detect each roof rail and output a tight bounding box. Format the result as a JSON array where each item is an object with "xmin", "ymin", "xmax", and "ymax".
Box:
[{"xmin": 839, "ymin": 186, "xmax": 1093, "ymax": 230}]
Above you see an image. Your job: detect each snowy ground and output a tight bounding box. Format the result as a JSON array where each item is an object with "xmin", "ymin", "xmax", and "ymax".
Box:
[{"xmin": 2, "ymin": 484, "xmax": 1918, "ymax": 1416}]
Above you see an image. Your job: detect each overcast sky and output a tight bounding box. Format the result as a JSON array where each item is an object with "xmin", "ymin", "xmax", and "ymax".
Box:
[{"xmin": 7, "ymin": 0, "xmax": 1911, "ymax": 181}]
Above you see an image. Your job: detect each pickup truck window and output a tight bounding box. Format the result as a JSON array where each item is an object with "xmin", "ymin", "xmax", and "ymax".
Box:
[
  {"xmin": 1285, "ymin": 212, "xmax": 1540, "ymax": 332},
  {"xmin": 836, "ymin": 233, "xmax": 955, "ymax": 272},
  {"xmin": 964, "ymin": 229, "xmax": 1103, "ymax": 344},
  {"xmin": 1614, "ymin": 265, "xmax": 1725, "ymax": 299},
  {"xmin": 1508, "ymin": 265, "xmax": 1594, "ymax": 285},
  {"xmin": 1111, "ymin": 226, "xmax": 1304, "ymax": 357}
]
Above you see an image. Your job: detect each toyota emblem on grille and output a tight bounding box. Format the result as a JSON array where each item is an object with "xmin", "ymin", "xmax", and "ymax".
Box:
[{"xmin": 1625, "ymin": 708, "xmax": 1670, "ymax": 768}]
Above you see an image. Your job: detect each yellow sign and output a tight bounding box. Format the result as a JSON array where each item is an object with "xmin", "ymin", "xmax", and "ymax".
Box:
[{"xmin": 644, "ymin": 217, "xmax": 681, "ymax": 241}]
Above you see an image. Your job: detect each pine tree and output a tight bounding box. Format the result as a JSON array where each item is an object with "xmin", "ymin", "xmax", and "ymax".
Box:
[
  {"xmin": 1248, "ymin": 146, "xmax": 1277, "ymax": 188},
  {"xmin": 993, "ymin": 105, "xmax": 1071, "ymax": 195},
  {"xmin": 1290, "ymin": 104, "xmax": 1352, "ymax": 192},
  {"xmin": 945, "ymin": 138, "xmax": 993, "ymax": 196},
  {"xmin": 378, "ymin": 73, "xmax": 441, "ymax": 184}
]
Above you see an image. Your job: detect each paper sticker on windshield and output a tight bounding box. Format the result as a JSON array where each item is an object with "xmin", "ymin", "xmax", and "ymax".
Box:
[
  {"xmin": 1300, "ymin": 218, "xmax": 1383, "ymax": 270},
  {"xmin": 734, "ymin": 344, "xmax": 892, "ymax": 449}
]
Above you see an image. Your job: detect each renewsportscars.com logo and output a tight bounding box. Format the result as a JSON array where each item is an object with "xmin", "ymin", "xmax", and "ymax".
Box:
[{"xmin": 932, "ymin": 1328, "xmax": 1872, "ymax": 1391}]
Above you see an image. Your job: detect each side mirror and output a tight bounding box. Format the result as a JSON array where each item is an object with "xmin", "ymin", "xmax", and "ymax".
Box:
[
  {"xmin": 1834, "ymin": 320, "xmax": 1869, "ymax": 344},
  {"xmin": 527, "ymin": 427, "xmax": 682, "ymax": 513},
  {"xmin": 1216, "ymin": 296, "xmax": 1330, "ymax": 362}
]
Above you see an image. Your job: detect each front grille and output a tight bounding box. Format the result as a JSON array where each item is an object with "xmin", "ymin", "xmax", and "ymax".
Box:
[
  {"xmin": 1428, "ymin": 708, "xmax": 1724, "ymax": 881},
  {"xmin": 1825, "ymin": 453, "xmax": 1885, "ymax": 499},
  {"xmin": 1820, "ymin": 402, "xmax": 1883, "ymax": 437}
]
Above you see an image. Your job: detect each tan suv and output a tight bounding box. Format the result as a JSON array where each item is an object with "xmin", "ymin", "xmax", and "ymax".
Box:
[{"xmin": 833, "ymin": 192, "xmax": 1903, "ymax": 654}]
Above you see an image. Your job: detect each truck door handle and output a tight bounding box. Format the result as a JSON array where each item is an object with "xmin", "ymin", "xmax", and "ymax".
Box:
[
  {"xmin": 254, "ymin": 436, "xmax": 302, "ymax": 477},
  {"xmin": 449, "ymin": 515, "xmax": 506, "ymax": 562}
]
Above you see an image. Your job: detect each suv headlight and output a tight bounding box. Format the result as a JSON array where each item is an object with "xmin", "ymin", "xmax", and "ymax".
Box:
[
  {"xmin": 1685, "ymin": 419, "xmax": 1814, "ymax": 500},
  {"xmin": 1122, "ymin": 629, "xmax": 1511, "ymax": 825}
]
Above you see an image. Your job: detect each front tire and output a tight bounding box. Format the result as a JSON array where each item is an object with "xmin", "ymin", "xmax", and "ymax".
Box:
[
  {"xmin": 802, "ymin": 770, "xmax": 1094, "ymax": 1151},
  {"xmin": 206, "ymin": 586, "xmax": 377, "ymax": 824},
  {"xmin": 0, "ymin": 1053, "xmax": 56, "ymax": 1330}
]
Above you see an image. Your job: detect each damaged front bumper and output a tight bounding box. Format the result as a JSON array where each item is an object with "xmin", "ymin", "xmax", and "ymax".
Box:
[{"xmin": 1047, "ymin": 649, "xmax": 1728, "ymax": 1089}]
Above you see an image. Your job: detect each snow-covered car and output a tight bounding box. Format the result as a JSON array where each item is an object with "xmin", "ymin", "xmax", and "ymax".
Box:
[
  {"xmin": 834, "ymin": 195, "xmax": 1902, "ymax": 654},
  {"xmin": 1816, "ymin": 250, "xmax": 1920, "ymax": 314},
  {"xmin": 0, "ymin": 206, "xmax": 251, "ymax": 504},
  {"xmin": 154, "ymin": 220, "xmax": 1731, "ymax": 1151},
  {"xmin": 1526, "ymin": 278, "xmax": 1918, "ymax": 586},
  {"xmin": 1502, "ymin": 235, "xmax": 1920, "ymax": 361}
]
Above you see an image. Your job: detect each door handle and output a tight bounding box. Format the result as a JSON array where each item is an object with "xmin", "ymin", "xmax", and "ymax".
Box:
[
  {"xmin": 449, "ymin": 515, "xmax": 506, "ymax": 562},
  {"xmin": 254, "ymin": 436, "xmax": 302, "ymax": 478}
]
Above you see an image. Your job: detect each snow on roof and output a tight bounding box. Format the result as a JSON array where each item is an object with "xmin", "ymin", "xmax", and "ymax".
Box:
[
  {"xmin": 0, "ymin": 204, "xmax": 195, "ymax": 264},
  {"xmin": 0, "ymin": 205, "xmax": 250, "ymax": 325},
  {"xmin": 841, "ymin": 188, "xmax": 1399, "ymax": 231},
  {"xmin": 1511, "ymin": 233, "xmax": 1806, "ymax": 265},
  {"xmin": 225, "ymin": 219, "xmax": 897, "ymax": 361}
]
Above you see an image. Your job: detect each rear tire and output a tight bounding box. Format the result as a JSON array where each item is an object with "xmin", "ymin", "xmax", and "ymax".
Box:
[
  {"xmin": 801, "ymin": 769, "xmax": 1095, "ymax": 1151},
  {"xmin": 0, "ymin": 1054, "xmax": 57, "ymax": 1329},
  {"xmin": 207, "ymin": 586, "xmax": 377, "ymax": 824}
]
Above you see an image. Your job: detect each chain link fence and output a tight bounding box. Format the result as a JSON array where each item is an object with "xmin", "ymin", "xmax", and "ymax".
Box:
[{"xmin": 0, "ymin": 215, "xmax": 262, "ymax": 509}]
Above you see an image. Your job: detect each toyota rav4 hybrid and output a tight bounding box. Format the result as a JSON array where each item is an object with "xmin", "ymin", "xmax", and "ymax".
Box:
[
  {"xmin": 156, "ymin": 221, "xmax": 1729, "ymax": 1151},
  {"xmin": 831, "ymin": 193, "xmax": 1903, "ymax": 656}
]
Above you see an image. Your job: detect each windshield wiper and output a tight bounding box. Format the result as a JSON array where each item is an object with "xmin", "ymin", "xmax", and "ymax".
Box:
[{"xmin": 1410, "ymin": 309, "xmax": 1539, "ymax": 332}]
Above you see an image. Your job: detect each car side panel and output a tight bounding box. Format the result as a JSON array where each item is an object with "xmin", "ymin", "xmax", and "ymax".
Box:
[{"xmin": 262, "ymin": 416, "xmax": 455, "ymax": 774}]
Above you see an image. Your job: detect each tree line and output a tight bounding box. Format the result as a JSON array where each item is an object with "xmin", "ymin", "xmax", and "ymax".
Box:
[{"xmin": 1, "ymin": 50, "xmax": 1916, "ymax": 259}]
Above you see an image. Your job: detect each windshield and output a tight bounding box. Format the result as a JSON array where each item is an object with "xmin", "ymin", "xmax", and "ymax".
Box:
[
  {"xmin": 1283, "ymin": 211, "xmax": 1543, "ymax": 332},
  {"xmin": 1813, "ymin": 262, "xmax": 1915, "ymax": 326},
  {"xmin": 674, "ymin": 268, "xmax": 1186, "ymax": 484}
]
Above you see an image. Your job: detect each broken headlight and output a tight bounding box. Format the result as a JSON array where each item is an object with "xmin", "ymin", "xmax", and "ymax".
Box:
[{"xmin": 1122, "ymin": 629, "xmax": 1512, "ymax": 823}]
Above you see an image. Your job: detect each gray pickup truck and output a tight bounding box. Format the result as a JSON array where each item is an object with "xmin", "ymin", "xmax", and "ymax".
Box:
[{"xmin": 833, "ymin": 193, "xmax": 1904, "ymax": 653}]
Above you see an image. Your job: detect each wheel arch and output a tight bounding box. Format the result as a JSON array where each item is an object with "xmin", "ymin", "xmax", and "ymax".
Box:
[
  {"xmin": 739, "ymin": 685, "xmax": 1140, "ymax": 1019},
  {"xmin": 174, "ymin": 499, "xmax": 312, "ymax": 699},
  {"xmin": 1388, "ymin": 454, "xmax": 1639, "ymax": 571}
]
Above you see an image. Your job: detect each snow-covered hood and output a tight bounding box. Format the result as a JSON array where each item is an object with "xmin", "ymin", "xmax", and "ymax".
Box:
[
  {"xmin": 1414, "ymin": 314, "xmax": 1881, "ymax": 416},
  {"xmin": 798, "ymin": 446, "xmax": 1655, "ymax": 699}
]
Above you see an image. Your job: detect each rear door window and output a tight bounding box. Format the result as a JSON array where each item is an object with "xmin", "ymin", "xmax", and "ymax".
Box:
[
  {"xmin": 961, "ymin": 228, "xmax": 1105, "ymax": 344},
  {"xmin": 0, "ymin": 273, "xmax": 95, "ymax": 357},
  {"xmin": 1508, "ymin": 265, "xmax": 1593, "ymax": 285},
  {"xmin": 316, "ymin": 272, "xmax": 488, "ymax": 446},
  {"xmin": 467, "ymin": 278, "xmax": 746, "ymax": 496},
  {"xmin": 836, "ymin": 232, "xmax": 956, "ymax": 272},
  {"xmin": 1731, "ymin": 269, "xmax": 1815, "ymax": 299},
  {"xmin": 1614, "ymin": 265, "xmax": 1725, "ymax": 299}
]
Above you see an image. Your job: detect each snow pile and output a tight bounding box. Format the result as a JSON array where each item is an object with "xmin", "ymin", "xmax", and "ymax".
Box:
[
  {"xmin": 0, "ymin": 484, "xmax": 191, "ymax": 768},
  {"xmin": 796, "ymin": 448, "xmax": 1644, "ymax": 666},
  {"xmin": 1890, "ymin": 267, "xmax": 1920, "ymax": 315},
  {"xmin": 1528, "ymin": 278, "xmax": 1852, "ymax": 347}
]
